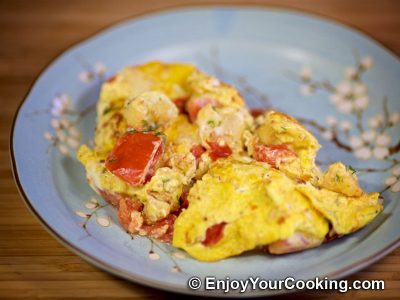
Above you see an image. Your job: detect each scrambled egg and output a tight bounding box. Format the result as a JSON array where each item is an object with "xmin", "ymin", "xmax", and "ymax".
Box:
[
  {"xmin": 77, "ymin": 61, "xmax": 383, "ymax": 261},
  {"xmin": 297, "ymin": 185, "xmax": 381, "ymax": 235},
  {"xmin": 196, "ymin": 105, "xmax": 254, "ymax": 154},
  {"xmin": 173, "ymin": 159, "xmax": 329, "ymax": 261},
  {"xmin": 318, "ymin": 162, "xmax": 364, "ymax": 197}
]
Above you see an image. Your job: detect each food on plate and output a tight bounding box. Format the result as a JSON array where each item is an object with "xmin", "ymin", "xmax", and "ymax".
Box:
[{"xmin": 77, "ymin": 61, "xmax": 383, "ymax": 261}]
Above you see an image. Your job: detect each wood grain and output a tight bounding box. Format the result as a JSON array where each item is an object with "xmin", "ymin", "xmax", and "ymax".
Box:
[{"xmin": 1, "ymin": 0, "xmax": 399, "ymax": 299}]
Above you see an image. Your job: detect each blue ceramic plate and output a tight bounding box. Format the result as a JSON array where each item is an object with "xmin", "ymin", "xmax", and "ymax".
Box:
[{"xmin": 11, "ymin": 6, "xmax": 400, "ymax": 297}]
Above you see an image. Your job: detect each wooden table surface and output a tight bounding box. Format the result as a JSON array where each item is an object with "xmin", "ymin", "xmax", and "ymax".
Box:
[{"xmin": 1, "ymin": 0, "xmax": 399, "ymax": 299}]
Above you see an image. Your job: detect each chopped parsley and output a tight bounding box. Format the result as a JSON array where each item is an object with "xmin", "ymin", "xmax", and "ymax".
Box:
[
  {"xmin": 346, "ymin": 165, "xmax": 357, "ymax": 175},
  {"xmin": 127, "ymin": 128, "xmax": 166, "ymax": 143},
  {"xmin": 127, "ymin": 128, "xmax": 137, "ymax": 134},
  {"xmin": 107, "ymin": 157, "xmax": 119, "ymax": 163},
  {"xmin": 162, "ymin": 178, "xmax": 170, "ymax": 187},
  {"xmin": 103, "ymin": 106, "xmax": 117, "ymax": 115},
  {"xmin": 207, "ymin": 120, "xmax": 221, "ymax": 128},
  {"xmin": 128, "ymin": 123, "xmax": 160, "ymax": 134},
  {"xmin": 141, "ymin": 120, "xmax": 159, "ymax": 131},
  {"xmin": 155, "ymin": 131, "xmax": 167, "ymax": 142},
  {"xmin": 335, "ymin": 174, "xmax": 343, "ymax": 183},
  {"xmin": 208, "ymin": 120, "xmax": 216, "ymax": 127}
]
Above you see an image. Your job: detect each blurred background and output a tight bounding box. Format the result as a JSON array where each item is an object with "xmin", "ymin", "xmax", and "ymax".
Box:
[{"xmin": 1, "ymin": 1, "xmax": 399, "ymax": 299}]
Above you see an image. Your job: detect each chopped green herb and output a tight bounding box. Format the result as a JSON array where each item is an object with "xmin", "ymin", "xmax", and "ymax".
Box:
[
  {"xmin": 138, "ymin": 120, "xmax": 160, "ymax": 132},
  {"xmin": 207, "ymin": 120, "xmax": 216, "ymax": 127},
  {"xmin": 154, "ymin": 131, "xmax": 167, "ymax": 142},
  {"xmin": 162, "ymin": 178, "xmax": 170, "ymax": 187},
  {"xmin": 107, "ymin": 157, "xmax": 119, "ymax": 163},
  {"xmin": 347, "ymin": 165, "xmax": 357, "ymax": 175},
  {"xmin": 335, "ymin": 174, "xmax": 342, "ymax": 182},
  {"xmin": 103, "ymin": 104, "xmax": 124, "ymax": 116},
  {"xmin": 207, "ymin": 120, "xmax": 222, "ymax": 128},
  {"xmin": 127, "ymin": 128, "xmax": 137, "ymax": 134},
  {"xmin": 281, "ymin": 126, "xmax": 288, "ymax": 132},
  {"xmin": 103, "ymin": 106, "xmax": 115, "ymax": 115}
]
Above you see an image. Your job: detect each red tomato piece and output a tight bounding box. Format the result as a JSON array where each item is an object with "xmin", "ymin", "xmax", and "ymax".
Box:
[
  {"xmin": 202, "ymin": 222, "xmax": 227, "ymax": 246},
  {"xmin": 106, "ymin": 75, "xmax": 116, "ymax": 83},
  {"xmin": 208, "ymin": 142, "xmax": 232, "ymax": 161},
  {"xmin": 118, "ymin": 197, "xmax": 144, "ymax": 232},
  {"xmin": 99, "ymin": 189, "xmax": 135, "ymax": 207},
  {"xmin": 118, "ymin": 197, "xmax": 176, "ymax": 243},
  {"xmin": 186, "ymin": 97, "xmax": 217, "ymax": 122},
  {"xmin": 105, "ymin": 132, "xmax": 164, "ymax": 186},
  {"xmin": 249, "ymin": 108, "xmax": 265, "ymax": 118},
  {"xmin": 190, "ymin": 144, "xmax": 206, "ymax": 162},
  {"xmin": 254, "ymin": 144, "xmax": 297, "ymax": 168},
  {"xmin": 179, "ymin": 191, "xmax": 189, "ymax": 210},
  {"xmin": 141, "ymin": 214, "xmax": 177, "ymax": 243},
  {"xmin": 172, "ymin": 96, "xmax": 189, "ymax": 114}
]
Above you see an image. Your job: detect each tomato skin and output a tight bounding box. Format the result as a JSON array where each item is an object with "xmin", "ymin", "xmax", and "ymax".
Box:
[
  {"xmin": 172, "ymin": 96, "xmax": 189, "ymax": 114},
  {"xmin": 186, "ymin": 97, "xmax": 216, "ymax": 122},
  {"xmin": 179, "ymin": 191, "xmax": 189, "ymax": 210},
  {"xmin": 190, "ymin": 144, "xmax": 206, "ymax": 162},
  {"xmin": 202, "ymin": 222, "xmax": 227, "ymax": 246},
  {"xmin": 254, "ymin": 144, "xmax": 297, "ymax": 168},
  {"xmin": 99, "ymin": 189, "xmax": 135, "ymax": 207},
  {"xmin": 249, "ymin": 108, "xmax": 265, "ymax": 118},
  {"xmin": 106, "ymin": 75, "xmax": 116, "ymax": 83},
  {"xmin": 118, "ymin": 196, "xmax": 144, "ymax": 231},
  {"xmin": 141, "ymin": 214, "xmax": 177, "ymax": 243},
  {"xmin": 208, "ymin": 142, "xmax": 232, "ymax": 161},
  {"xmin": 105, "ymin": 132, "xmax": 164, "ymax": 186},
  {"xmin": 118, "ymin": 197, "xmax": 176, "ymax": 243}
]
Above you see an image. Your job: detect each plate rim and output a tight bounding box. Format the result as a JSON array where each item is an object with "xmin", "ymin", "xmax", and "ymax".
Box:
[{"xmin": 9, "ymin": 4, "xmax": 400, "ymax": 297}]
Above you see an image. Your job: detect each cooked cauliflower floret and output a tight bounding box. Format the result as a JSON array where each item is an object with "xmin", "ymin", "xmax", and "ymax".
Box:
[
  {"xmin": 123, "ymin": 91, "xmax": 178, "ymax": 131},
  {"xmin": 196, "ymin": 105, "xmax": 254, "ymax": 154}
]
